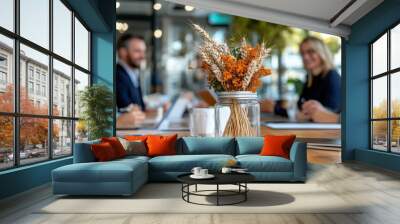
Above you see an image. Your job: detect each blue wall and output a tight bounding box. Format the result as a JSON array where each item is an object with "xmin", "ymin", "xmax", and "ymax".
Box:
[
  {"xmin": 355, "ymin": 149, "xmax": 400, "ymax": 172},
  {"xmin": 0, "ymin": 158, "xmax": 72, "ymax": 199},
  {"xmin": 91, "ymin": 0, "xmax": 116, "ymax": 135},
  {"xmin": 343, "ymin": 0, "xmax": 400, "ymax": 171},
  {"xmin": 0, "ymin": 0, "xmax": 116, "ymax": 200}
]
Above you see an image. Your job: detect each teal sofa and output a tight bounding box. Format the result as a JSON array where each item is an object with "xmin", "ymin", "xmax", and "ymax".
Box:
[{"xmin": 52, "ymin": 137, "xmax": 307, "ymax": 196}]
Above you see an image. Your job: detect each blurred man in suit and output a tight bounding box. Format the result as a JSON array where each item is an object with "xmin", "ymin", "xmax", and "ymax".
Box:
[
  {"xmin": 117, "ymin": 34, "xmax": 147, "ymax": 111},
  {"xmin": 116, "ymin": 34, "xmax": 147, "ymax": 126}
]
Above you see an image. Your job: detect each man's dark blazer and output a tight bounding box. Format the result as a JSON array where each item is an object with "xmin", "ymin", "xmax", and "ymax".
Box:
[{"xmin": 116, "ymin": 64, "xmax": 145, "ymax": 111}]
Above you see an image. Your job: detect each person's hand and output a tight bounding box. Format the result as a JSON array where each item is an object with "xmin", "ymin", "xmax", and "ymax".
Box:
[
  {"xmin": 260, "ymin": 99, "xmax": 275, "ymax": 113},
  {"xmin": 302, "ymin": 100, "xmax": 339, "ymax": 123},
  {"xmin": 296, "ymin": 111, "xmax": 311, "ymax": 122},
  {"xmin": 130, "ymin": 106, "xmax": 146, "ymax": 124},
  {"xmin": 116, "ymin": 106, "xmax": 146, "ymax": 128}
]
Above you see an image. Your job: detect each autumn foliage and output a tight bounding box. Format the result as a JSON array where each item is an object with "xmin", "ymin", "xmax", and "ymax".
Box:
[
  {"xmin": 372, "ymin": 99, "xmax": 400, "ymax": 141},
  {"xmin": 0, "ymin": 85, "xmax": 59, "ymax": 150}
]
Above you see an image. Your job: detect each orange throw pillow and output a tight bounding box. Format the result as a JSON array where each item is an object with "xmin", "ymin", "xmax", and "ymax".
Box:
[
  {"xmin": 101, "ymin": 137, "xmax": 126, "ymax": 158},
  {"xmin": 91, "ymin": 142, "xmax": 117, "ymax": 162},
  {"xmin": 146, "ymin": 134, "xmax": 177, "ymax": 157},
  {"xmin": 125, "ymin": 135, "xmax": 148, "ymax": 142},
  {"xmin": 260, "ymin": 135, "xmax": 296, "ymax": 159}
]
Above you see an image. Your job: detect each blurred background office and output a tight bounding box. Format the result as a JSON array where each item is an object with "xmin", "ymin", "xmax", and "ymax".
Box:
[{"xmin": 115, "ymin": 0, "xmax": 341, "ymax": 117}]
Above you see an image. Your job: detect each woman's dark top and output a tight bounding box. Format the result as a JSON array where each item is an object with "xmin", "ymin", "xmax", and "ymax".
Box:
[
  {"xmin": 297, "ymin": 69, "xmax": 341, "ymax": 113},
  {"xmin": 273, "ymin": 69, "xmax": 341, "ymax": 117}
]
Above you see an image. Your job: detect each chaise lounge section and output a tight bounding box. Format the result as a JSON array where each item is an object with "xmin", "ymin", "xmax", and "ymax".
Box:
[
  {"xmin": 52, "ymin": 140, "xmax": 149, "ymax": 196},
  {"xmin": 52, "ymin": 137, "xmax": 307, "ymax": 196}
]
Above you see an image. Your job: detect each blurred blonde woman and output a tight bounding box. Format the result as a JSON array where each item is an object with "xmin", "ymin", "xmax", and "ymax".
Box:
[{"xmin": 261, "ymin": 36, "xmax": 340, "ymax": 123}]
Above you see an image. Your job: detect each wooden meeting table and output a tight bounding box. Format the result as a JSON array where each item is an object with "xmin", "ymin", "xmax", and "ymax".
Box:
[{"xmin": 116, "ymin": 114, "xmax": 340, "ymax": 140}]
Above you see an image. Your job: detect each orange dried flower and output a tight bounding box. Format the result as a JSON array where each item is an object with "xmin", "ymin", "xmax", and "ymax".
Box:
[
  {"xmin": 232, "ymin": 78, "xmax": 242, "ymax": 88},
  {"xmin": 246, "ymin": 46, "xmax": 259, "ymax": 61},
  {"xmin": 235, "ymin": 59, "xmax": 247, "ymax": 75},
  {"xmin": 198, "ymin": 35, "xmax": 270, "ymax": 92},
  {"xmin": 222, "ymin": 71, "xmax": 233, "ymax": 81},
  {"xmin": 256, "ymin": 67, "xmax": 272, "ymax": 77}
]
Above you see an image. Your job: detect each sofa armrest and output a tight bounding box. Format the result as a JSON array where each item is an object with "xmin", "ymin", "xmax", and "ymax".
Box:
[
  {"xmin": 73, "ymin": 140, "xmax": 100, "ymax": 163},
  {"xmin": 289, "ymin": 141, "xmax": 307, "ymax": 181}
]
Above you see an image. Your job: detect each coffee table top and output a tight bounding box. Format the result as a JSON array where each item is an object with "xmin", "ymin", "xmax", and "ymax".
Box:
[{"xmin": 177, "ymin": 172, "xmax": 255, "ymax": 185}]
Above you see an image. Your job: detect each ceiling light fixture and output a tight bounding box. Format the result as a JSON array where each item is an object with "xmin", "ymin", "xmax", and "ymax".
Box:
[
  {"xmin": 116, "ymin": 22, "xmax": 129, "ymax": 33},
  {"xmin": 153, "ymin": 3, "xmax": 162, "ymax": 11},
  {"xmin": 154, "ymin": 29, "xmax": 163, "ymax": 38},
  {"xmin": 184, "ymin": 5, "xmax": 194, "ymax": 12}
]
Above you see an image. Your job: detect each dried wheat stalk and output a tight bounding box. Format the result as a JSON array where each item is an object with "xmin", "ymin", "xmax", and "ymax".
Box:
[
  {"xmin": 242, "ymin": 43, "xmax": 270, "ymax": 89},
  {"xmin": 198, "ymin": 46, "xmax": 224, "ymax": 85},
  {"xmin": 239, "ymin": 38, "xmax": 248, "ymax": 59},
  {"xmin": 192, "ymin": 24, "xmax": 229, "ymax": 55},
  {"xmin": 223, "ymin": 99, "xmax": 255, "ymax": 137},
  {"xmin": 204, "ymin": 42, "xmax": 225, "ymax": 74}
]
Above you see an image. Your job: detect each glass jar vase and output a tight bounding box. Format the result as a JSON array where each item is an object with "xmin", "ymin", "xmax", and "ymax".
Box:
[{"xmin": 215, "ymin": 91, "xmax": 260, "ymax": 137}]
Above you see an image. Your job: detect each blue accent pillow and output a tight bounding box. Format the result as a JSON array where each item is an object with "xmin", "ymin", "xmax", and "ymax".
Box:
[
  {"xmin": 180, "ymin": 137, "xmax": 235, "ymax": 155},
  {"xmin": 236, "ymin": 137, "xmax": 264, "ymax": 155}
]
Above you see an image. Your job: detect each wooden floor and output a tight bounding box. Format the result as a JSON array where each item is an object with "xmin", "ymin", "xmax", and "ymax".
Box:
[
  {"xmin": 1, "ymin": 149, "xmax": 400, "ymax": 224},
  {"xmin": 308, "ymin": 148, "xmax": 341, "ymax": 164}
]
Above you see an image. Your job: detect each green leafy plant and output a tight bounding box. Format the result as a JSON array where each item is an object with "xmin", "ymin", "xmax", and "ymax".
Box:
[
  {"xmin": 287, "ymin": 78, "xmax": 304, "ymax": 95},
  {"xmin": 79, "ymin": 84, "xmax": 113, "ymax": 140}
]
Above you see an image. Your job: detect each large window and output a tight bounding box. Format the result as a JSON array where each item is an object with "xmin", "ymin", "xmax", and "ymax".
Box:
[
  {"xmin": 370, "ymin": 23, "xmax": 400, "ymax": 153},
  {"xmin": 0, "ymin": 0, "xmax": 91, "ymax": 170}
]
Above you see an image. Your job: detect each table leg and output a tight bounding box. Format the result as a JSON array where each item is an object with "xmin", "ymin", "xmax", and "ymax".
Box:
[
  {"xmin": 195, "ymin": 184, "xmax": 198, "ymax": 192},
  {"xmin": 217, "ymin": 184, "xmax": 219, "ymax": 206},
  {"xmin": 181, "ymin": 184, "xmax": 183, "ymax": 199},
  {"xmin": 245, "ymin": 183, "xmax": 247, "ymax": 201},
  {"xmin": 187, "ymin": 184, "xmax": 190, "ymax": 202}
]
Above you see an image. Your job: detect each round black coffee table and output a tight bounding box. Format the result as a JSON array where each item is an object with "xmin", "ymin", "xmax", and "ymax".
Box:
[{"xmin": 177, "ymin": 173, "xmax": 255, "ymax": 206}]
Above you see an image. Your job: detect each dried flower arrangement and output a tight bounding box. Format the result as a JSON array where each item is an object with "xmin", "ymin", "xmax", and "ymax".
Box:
[
  {"xmin": 192, "ymin": 24, "xmax": 272, "ymax": 137},
  {"xmin": 193, "ymin": 24, "xmax": 272, "ymax": 92}
]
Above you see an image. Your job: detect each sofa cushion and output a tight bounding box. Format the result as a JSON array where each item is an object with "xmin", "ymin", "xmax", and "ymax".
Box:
[
  {"xmin": 91, "ymin": 142, "xmax": 118, "ymax": 161},
  {"xmin": 101, "ymin": 137, "xmax": 127, "ymax": 158},
  {"xmin": 236, "ymin": 137, "xmax": 264, "ymax": 155},
  {"xmin": 125, "ymin": 135, "xmax": 148, "ymax": 142},
  {"xmin": 236, "ymin": 155, "xmax": 293, "ymax": 172},
  {"xmin": 53, "ymin": 158, "xmax": 147, "ymax": 183},
  {"xmin": 260, "ymin": 135, "xmax": 296, "ymax": 159},
  {"xmin": 116, "ymin": 155, "xmax": 150, "ymax": 163},
  {"xmin": 149, "ymin": 154, "xmax": 235, "ymax": 172},
  {"xmin": 126, "ymin": 141, "xmax": 148, "ymax": 156},
  {"xmin": 179, "ymin": 137, "xmax": 235, "ymax": 155},
  {"xmin": 73, "ymin": 140, "xmax": 100, "ymax": 163},
  {"xmin": 147, "ymin": 134, "xmax": 177, "ymax": 157}
]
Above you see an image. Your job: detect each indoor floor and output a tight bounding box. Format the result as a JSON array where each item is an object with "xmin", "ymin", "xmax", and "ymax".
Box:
[{"xmin": 1, "ymin": 149, "xmax": 400, "ymax": 224}]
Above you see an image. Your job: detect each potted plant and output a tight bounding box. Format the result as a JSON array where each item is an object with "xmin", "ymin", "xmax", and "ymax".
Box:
[
  {"xmin": 79, "ymin": 84, "xmax": 113, "ymax": 140},
  {"xmin": 192, "ymin": 24, "xmax": 272, "ymax": 136}
]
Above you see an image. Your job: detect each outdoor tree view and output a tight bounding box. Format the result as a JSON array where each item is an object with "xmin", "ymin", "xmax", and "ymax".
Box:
[
  {"xmin": 371, "ymin": 24, "xmax": 400, "ymax": 153},
  {"xmin": 372, "ymin": 99, "xmax": 400, "ymax": 152},
  {"xmin": 0, "ymin": 86, "xmax": 55, "ymax": 168},
  {"xmin": 0, "ymin": 0, "xmax": 90, "ymax": 170}
]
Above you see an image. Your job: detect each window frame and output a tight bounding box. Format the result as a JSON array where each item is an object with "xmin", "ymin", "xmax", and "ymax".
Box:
[
  {"xmin": 0, "ymin": 0, "xmax": 92, "ymax": 171},
  {"xmin": 370, "ymin": 20, "xmax": 400, "ymax": 154}
]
